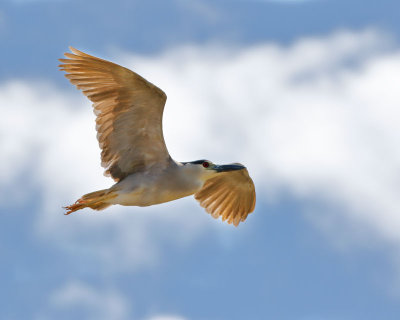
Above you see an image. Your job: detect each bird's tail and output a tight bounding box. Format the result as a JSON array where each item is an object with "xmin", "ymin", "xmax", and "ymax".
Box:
[{"xmin": 64, "ymin": 189, "xmax": 117, "ymax": 215}]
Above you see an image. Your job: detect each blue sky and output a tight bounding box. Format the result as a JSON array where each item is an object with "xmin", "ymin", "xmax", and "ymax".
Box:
[{"xmin": 1, "ymin": 0, "xmax": 400, "ymax": 319}]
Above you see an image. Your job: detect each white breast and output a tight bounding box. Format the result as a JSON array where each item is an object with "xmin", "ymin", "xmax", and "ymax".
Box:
[{"xmin": 109, "ymin": 168, "xmax": 204, "ymax": 207}]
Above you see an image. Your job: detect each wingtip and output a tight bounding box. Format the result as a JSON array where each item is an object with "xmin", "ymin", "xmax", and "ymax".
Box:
[
  {"xmin": 68, "ymin": 46, "xmax": 78, "ymax": 53},
  {"xmin": 64, "ymin": 46, "xmax": 81, "ymax": 58},
  {"xmin": 65, "ymin": 46, "xmax": 97, "ymax": 60},
  {"xmin": 59, "ymin": 47, "xmax": 76, "ymax": 65}
]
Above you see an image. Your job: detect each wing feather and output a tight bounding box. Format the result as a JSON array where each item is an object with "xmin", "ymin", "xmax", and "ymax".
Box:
[
  {"xmin": 59, "ymin": 47, "xmax": 171, "ymax": 181},
  {"xmin": 195, "ymin": 166, "xmax": 256, "ymax": 226}
]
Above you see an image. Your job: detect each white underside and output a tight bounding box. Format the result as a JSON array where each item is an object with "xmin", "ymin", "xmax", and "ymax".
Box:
[{"xmin": 107, "ymin": 168, "xmax": 205, "ymax": 207}]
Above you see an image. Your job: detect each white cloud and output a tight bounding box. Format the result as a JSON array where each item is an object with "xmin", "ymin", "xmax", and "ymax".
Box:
[
  {"xmin": 43, "ymin": 281, "xmax": 188, "ymax": 320},
  {"xmin": 142, "ymin": 29, "xmax": 400, "ymax": 249},
  {"xmin": 48, "ymin": 281, "xmax": 129, "ymax": 320},
  {"xmin": 96, "ymin": 28, "xmax": 400, "ymax": 249},
  {"xmin": 2, "ymin": 28, "xmax": 400, "ymax": 272}
]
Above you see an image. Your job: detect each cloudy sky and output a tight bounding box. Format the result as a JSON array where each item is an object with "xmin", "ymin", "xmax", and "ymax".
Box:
[{"xmin": 1, "ymin": 0, "xmax": 400, "ymax": 319}]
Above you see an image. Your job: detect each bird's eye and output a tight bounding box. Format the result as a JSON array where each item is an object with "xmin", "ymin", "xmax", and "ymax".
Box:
[{"xmin": 202, "ymin": 161, "xmax": 210, "ymax": 168}]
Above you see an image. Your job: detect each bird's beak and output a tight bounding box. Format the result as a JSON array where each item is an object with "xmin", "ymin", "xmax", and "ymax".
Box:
[{"xmin": 213, "ymin": 164, "xmax": 245, "ymax": 172}]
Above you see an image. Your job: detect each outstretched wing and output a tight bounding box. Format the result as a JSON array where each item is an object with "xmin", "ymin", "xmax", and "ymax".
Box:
[
  {"xmin": 194, "ymin": 166, "xmax": 256, "ymax": 226},
  {"xmin": 59, "ymin": 47, "xmax": 172, "ymax": 182}
]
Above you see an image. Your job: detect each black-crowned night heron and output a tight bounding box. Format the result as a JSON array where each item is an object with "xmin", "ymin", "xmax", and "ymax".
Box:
[{"xmin": 60, "ymin": 47, "xmax": 256, "ymax": 226}]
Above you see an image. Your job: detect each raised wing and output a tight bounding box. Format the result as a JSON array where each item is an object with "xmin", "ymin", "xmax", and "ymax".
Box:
[
  {"xmin": 194, "ymin": 166, "xmax": 256, "ymax": 226},
  {"xmin": 59, "ymin": 47, "xmax": 171, "ymax": 181}
]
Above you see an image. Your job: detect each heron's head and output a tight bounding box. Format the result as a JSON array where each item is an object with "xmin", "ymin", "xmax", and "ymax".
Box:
[{"xmin": 181, "ymin": 159, "xmax": 245, "ymax": 181}]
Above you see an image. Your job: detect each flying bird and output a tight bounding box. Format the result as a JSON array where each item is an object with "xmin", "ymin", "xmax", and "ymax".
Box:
[{"xmin": 60, "ymin": 47, "xmax": 256, "ymax": 226}]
